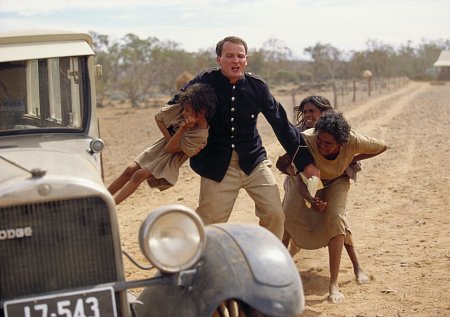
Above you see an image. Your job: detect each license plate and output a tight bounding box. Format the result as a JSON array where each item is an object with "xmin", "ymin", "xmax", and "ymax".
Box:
[{"xmin": 4, "ymin": 287, "xmax": 117, "ymax": 317}]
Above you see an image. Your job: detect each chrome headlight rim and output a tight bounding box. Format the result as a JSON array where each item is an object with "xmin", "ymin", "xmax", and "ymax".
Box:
[
  {"xmin": 139, "ymin": 204, "xmax": 206, "ymax": 273},
  {"xmin": 90, "ymin": 138, "xmax": 104, "ymax": 153}
]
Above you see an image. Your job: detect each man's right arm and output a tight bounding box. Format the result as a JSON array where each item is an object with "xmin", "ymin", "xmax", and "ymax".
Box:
[
  {"xmin": 291, "ymin": 130, "xmax": 320, "ymax": 178},
  {"xmin": 256, "ymin": 81, "xmax": 319, "ymax": 178}
]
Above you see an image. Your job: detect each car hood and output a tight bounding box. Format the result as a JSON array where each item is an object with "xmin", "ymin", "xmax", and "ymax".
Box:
[{"xmin": 0, "ymin": 148, "xmax": 102, "ymax": 185}]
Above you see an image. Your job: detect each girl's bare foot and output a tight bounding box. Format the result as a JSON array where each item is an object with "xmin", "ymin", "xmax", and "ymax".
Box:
[
  {"xmin": 355, "ymin": 267, "xmax": 370, "ymax": 284},
  {"xmin": 328, "ymin": 281, "xmax": 344, "ymax": 303}
]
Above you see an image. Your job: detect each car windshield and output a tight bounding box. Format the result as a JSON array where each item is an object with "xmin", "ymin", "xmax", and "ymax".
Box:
[{"xmin": 0, "ymin": 56, "xmax": 89, "ymax": 134}]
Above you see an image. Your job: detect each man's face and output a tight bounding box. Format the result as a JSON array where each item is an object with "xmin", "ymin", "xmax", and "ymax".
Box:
[{"xmin": 217, "ymin": 41, "xmax": 247, "ymax": 84}]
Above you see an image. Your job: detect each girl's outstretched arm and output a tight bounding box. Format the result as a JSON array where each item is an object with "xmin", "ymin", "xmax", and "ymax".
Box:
[{"xmin": 351, "ymin": 144, "xmax": 388, "ymax": 164}]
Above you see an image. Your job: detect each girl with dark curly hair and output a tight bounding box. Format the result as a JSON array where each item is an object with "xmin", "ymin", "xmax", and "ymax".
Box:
[
  {"xmin": 108, "ymin": 83, "xmax": 217, "ymax": 205},
  {"xmin": 284, "ymin": 96, "xmax": 369, "ymax": 288},
  {"xmin": 282, "ymin": 110, "xmax": 387, "ymax": 303}
]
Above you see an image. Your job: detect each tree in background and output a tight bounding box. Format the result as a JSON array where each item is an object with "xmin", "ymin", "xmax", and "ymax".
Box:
[
  {"xmin": 113, "ymin": 33, "xmax": 159, "ymax": 107},
  {"xmin": 90, "ymin": 32, "xmax": 113, "ymax": 107},
  {"xmin": 90, "ymin": 32, "xmax": 450, "ymax": 104},
  {"xmin": 304, "ymin": 42, "xmax": 342, "ymax": 106},
  {"xmin": 304, "ymin": 42, "xmax": 342, "ymax": 82},
  {"xmin": 261, "ymin": 37, "xmax": 297, "ymax": 84}
]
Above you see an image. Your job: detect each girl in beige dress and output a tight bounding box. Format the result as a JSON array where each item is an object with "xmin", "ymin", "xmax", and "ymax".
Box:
[
  {"xmin": 283, "ymin": 96, "xmax": 370, "ymax": 286},
  {"xmin": 108, "ymin": 83, "xmax": 217, "ymax": 205},
  {"xmin": 282, "ymin": 110, "xmax": 387, "ymax": 303}
]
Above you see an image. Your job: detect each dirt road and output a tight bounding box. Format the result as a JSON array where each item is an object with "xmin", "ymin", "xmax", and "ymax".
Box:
[{"xmin": 100, "ymin": 81, "xmax": 450, "ymax": 316}]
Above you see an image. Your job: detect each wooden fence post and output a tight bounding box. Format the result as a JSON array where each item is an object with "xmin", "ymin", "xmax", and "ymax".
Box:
[
  {"xmin": 291, "ymin": 90, "xmax": 297, "ymax": 121},
  {"xmin": 332, "ymin": 82, "xmax": 338, "ymax": 109}
]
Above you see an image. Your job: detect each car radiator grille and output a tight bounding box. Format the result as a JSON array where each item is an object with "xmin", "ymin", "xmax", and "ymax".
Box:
[{"xmin": 0, "ymin": 197, "xmax": 118, "ymax": 302}]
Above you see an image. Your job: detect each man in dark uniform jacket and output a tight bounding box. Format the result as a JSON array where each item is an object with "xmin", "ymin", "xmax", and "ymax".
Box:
[{"xmin": 167, "ymin": 36, "xmax": 318, "ymax": 239}]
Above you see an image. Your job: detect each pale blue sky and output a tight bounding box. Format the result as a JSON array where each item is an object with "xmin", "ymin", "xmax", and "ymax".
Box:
[{"xmin": 1, "ymin": 0, "xmax": 449, "ymax": 58}]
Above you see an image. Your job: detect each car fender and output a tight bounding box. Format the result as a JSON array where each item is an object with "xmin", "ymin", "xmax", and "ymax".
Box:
[{"xmin": 135, "ymin": 223, "xmax": 304, "ymax": 317}]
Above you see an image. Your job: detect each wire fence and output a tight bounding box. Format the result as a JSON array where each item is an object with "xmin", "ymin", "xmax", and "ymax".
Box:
[{"xmin": 274, "ymin": 77, "xmax": 410, "ymax": 121}]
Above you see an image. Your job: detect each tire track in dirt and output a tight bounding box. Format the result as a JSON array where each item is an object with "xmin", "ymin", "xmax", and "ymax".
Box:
[
  {"xmin": 342, "ymin": 82, "xmax": 426, "ymax": 175},
  {"xmin": 399, "ymin": 140, "xmax": 416, "ymax": 174},
  {"xmin": 344, "ymin": 81, "xmax": 426, "ymax": 131}
]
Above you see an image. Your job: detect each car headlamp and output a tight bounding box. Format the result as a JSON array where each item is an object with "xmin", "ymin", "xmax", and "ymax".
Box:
[
  {"xmin": 139, "ymin": 204, "xmax": 206, "ymax": 273},
  {"xmin": 89, "ymin": 138, "xmax": 104, "ymax": 153}
]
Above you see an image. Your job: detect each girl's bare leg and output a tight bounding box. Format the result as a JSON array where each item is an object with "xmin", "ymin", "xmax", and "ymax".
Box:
[
  {"xmin": 288, "ymin": 239, "xmax": 301, "ymax": 257},
  {"xmin": 107, "ymin": 162, "xmax": 140, "ymax": 195},
  {"xmin": 328, "ymin": 234, "xmax": 345, "ymax": 303},
  {"xmin": 345, "ymin": 244, "xmax": 370, "ymax": 284},
  {"xmin": 282, "ymin": 231, "xmax": 301, "ymax": 257},
  {"xmin": 113, "ymin": 167, "xmax": 151, "ymax": 205},
  {"xmin": 282, "ymin": 230, "xmax": 291, "ymax": 248}
]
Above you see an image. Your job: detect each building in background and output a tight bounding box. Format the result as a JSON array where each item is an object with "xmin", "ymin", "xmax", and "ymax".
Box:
[{"xmin": 433, "ymin": 51, "xmax": 450, "ymax": 80}]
